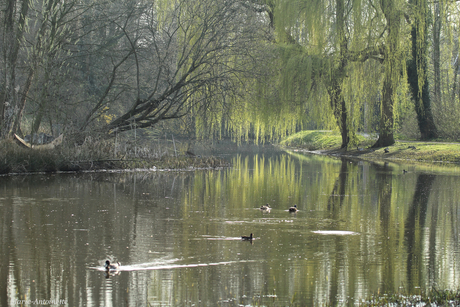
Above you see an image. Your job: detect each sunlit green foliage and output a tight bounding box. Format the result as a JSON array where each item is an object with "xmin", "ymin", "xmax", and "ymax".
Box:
[
  {"xmin": 232, "ymin": 0, "xmax": 395, "ymax": 147},
  {"xmin": 223, "ymin": 0, "xmax": 447, "ymax": 146}
]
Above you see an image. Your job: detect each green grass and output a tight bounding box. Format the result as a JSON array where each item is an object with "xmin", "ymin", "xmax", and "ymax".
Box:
[
  {"xmin": 279, "ymin": 130, "xmax": 460, "ymax": 164},
  {"xmin": 360, "ymin": 141, "xmax": 460, "ymax": 163},
  {"xmin": 280, "ymin": 130, "xmax": 371, "ymax": 151},
  {"xmin": 280, "ymin": 130, "xmax": 341, "ymax": 150}
]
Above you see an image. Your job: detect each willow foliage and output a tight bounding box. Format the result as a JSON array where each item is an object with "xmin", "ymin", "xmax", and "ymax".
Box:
[
  {"xmin": 251, "ymin": 0, "xmax": 386, "ymax": 145},
  {"xmin": 248, "ymin": 0, "xmax": 427, "ymax": 146}
]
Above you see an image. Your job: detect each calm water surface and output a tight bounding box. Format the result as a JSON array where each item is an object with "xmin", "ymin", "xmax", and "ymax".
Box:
[{"xmin": 1, "ymin": 146, "xmax": 460, "ymax": 306}]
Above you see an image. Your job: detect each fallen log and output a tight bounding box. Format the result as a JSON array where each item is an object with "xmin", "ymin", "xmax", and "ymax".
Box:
[{"xmin": 14, "ymin": 134, "xmax": 63, "ymax": 149}]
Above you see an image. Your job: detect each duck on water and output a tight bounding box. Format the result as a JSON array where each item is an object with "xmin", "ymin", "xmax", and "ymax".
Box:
[
  {"xmin": 105, "ymin": 260, "xmax": 121, "ymax": 271},
  {"xmin": 260, "ymin": 204, "xmax": 270, "ymax": 211}
]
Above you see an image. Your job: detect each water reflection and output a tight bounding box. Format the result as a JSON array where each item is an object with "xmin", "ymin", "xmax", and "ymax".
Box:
[{"xmin": 0, "ymin": 151, "xmax": 460, "ymax": 306}]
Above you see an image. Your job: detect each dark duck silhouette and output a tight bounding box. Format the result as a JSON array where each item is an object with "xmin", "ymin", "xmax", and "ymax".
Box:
[
  {"xmin": 241, "ymin": 233, "xmax": 254, "ymax": 241},
  {"xmin": 105, "ymin": 260, "xmax": 121, "ymax": 271},
  {"xmin": 289, "ymin": 205, "xmax": 298, "ymax": 212}
]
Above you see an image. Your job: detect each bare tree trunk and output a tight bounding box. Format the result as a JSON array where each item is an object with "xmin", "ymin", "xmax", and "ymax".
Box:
[
  {"xmin": 11, "ymin": 0, "xmax": 57, "ymax": 137},
  {"xmin": 453, "ymin": 57, "xmax": 459, "ymax": 101},
  {"xmin": 31, "ymin": 67, "xmax": 53, "ymax": 135},
  {"xmin": 4, "ymin": 0, "xmax": 67, "ymax": 138},
  {"xmin": 11, "ymin": 68, "xmax": 34, "ymax": 136},
  {"xmin": 433, "ymin": 3, "xmax": 442, "ymax": 105},
  {"xmin": 1, "ymin": 0, "xmax": 30, "ymax": 139}
]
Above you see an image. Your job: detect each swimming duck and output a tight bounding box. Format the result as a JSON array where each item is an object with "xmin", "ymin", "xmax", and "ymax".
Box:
[
  {"xmin": 260, "ymin": 204, "xmax": 271, "ymax": 211},
  {"xmin": 289, "ymin": 205, "xmax": 298, "ymax": 212},
  {"xmin": 105, "ymin": 260, "xmax": 121, "ymax": 271},
  {"xmin": 241, "ymin": 233, "xmax": 253, "ymax": 240}
]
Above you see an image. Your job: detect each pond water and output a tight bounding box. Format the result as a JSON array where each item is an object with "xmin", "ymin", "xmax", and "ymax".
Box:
[{"xmin": 1, "ymin": 145, "xmax": 460, "ymax": 306}]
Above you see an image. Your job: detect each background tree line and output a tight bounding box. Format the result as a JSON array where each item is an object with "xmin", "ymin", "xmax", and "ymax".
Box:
[{"xmin": 1, "ymin": 0, "xmax": 459, "ymax": 148}]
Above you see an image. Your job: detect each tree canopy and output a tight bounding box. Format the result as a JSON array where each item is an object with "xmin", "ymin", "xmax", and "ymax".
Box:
[{"xmin": 1, "ymin": 0, "xmax": 459, "ymax": 146}]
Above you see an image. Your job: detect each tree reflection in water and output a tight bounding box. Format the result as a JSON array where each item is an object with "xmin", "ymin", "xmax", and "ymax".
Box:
[{"xmin": 0, "ymin": 152, "xmax": 460, "ymax": 306}]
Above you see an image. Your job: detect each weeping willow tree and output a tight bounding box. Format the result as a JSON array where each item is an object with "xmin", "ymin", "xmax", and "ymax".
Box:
[
  {"xmin": 244, "ymin": 0, "xmax": 389, "ymax": 148},
  {"xmin": 189, "ymin": 0, "xmax": 274, "ymax": 142},
  {"xmin": 242, "ymin": 0, "xmax": 424, "ymax": 148},
  {"xmin": 222, "ymin": 44, "xmax": 329, "ymax": 143}
]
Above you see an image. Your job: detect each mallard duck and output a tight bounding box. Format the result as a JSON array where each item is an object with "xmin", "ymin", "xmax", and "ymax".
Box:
[
  {"xmin": 241, "ymin": 233, "xmax": 253, "ymax": 240},
  {"xmin": 289, "ymin": 205, "xmax": 298, "ymax": 212},
  {"xmin": 105, "ymin": 260, "xmax": 121, "ymax": 271},
  {"xmin": 260, "ymin": 204, "xmax": 271, "ymax": 210}
]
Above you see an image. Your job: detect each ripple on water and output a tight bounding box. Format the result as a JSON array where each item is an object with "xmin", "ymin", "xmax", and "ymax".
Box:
[
  {"xmin": 91, "ymin": 259, "xmax": 257, "ymax": 272},
  {"xmin": 312, "ymin": 230, "xmax": 359, "ymax": 236}
]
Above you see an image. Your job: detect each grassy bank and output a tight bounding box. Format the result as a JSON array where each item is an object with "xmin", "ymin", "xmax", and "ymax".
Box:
[
  {"xmin": 0, "ymin": 137, "xmax": 229, "ymax": 175},
  {"xmin": 280, "ymin": 130, "xmax": 460, "ymax": 164},
  {"xmin": 361, "ymin": 289, "xmax": 460, "ymax": 306}
]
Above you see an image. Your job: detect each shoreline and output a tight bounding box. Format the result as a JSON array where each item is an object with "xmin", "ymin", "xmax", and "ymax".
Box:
[{"xmin": 282, "ymin": 140, "xmax": 460, "ymax": 165}]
